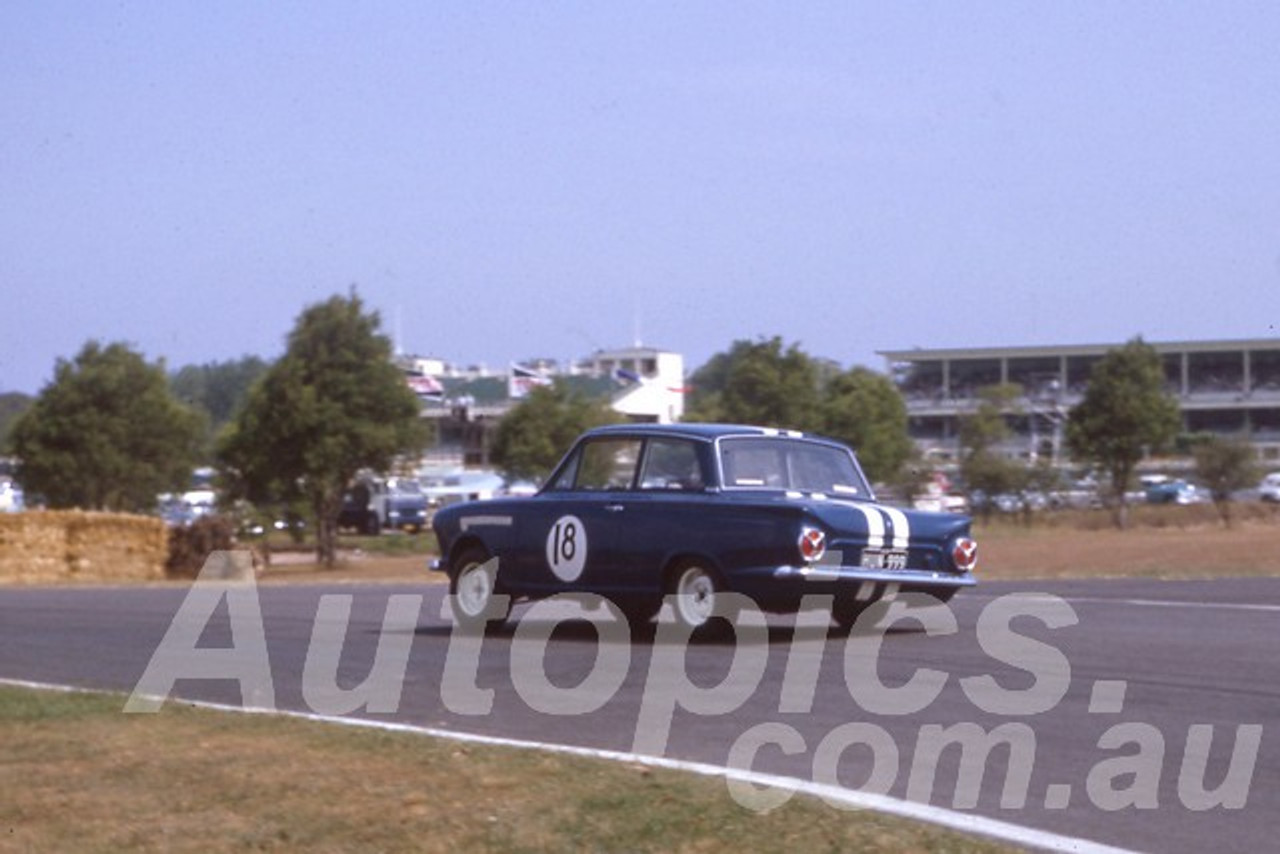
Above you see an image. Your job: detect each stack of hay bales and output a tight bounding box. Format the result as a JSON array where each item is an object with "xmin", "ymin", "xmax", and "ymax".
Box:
[{"xmin": 0, "ymin": 511, "xmax": 167, "ymax": 584}]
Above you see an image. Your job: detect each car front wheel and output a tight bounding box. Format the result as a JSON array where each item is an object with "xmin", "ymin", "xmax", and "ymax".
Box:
[{"xmin": 449, "ymin": 549, "xmax": 509, "ymax": 628}]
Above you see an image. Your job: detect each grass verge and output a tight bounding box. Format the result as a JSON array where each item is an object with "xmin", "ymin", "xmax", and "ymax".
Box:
[
  {"xmin": 976, "ymin": 516, "xmax": 1280, "ymax": 580},
  {"xmin": 0, "ymin": 685, "xmax": 1016, "ymax": 854}
]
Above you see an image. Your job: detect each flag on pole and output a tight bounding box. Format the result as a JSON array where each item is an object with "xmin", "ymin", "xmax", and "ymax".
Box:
[
  {"xmin": 509, "ymin": 364, "xmax": 553, "ymax": 399},
  {"xmin": 406, "ymin": 373, "xmax": 445, "ymax": 401}
]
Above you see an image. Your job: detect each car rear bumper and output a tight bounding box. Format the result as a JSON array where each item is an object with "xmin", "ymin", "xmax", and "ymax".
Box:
[{"xmin": 771, "ymin": 564, "xmax": 976, "ymax": 588}]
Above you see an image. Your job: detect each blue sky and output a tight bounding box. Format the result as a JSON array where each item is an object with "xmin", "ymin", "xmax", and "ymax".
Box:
[{"xmin": 4, "ymin": 2, "xmax": 1279, "ymax": 393}]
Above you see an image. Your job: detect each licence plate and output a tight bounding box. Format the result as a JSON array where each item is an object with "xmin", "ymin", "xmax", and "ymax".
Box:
[{"xmin": 861, "ymin": 548, "xmax": 908, "ymax": 570}]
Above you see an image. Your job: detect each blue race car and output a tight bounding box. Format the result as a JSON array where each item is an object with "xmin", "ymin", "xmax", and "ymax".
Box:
[{"xmin": 431, "ymin": 423, "xmax": 977, "ymax": 630}]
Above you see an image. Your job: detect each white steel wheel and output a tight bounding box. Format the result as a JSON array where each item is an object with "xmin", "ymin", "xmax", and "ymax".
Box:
[
  {"xmin": 672, "ymin": 564, "xmax": 720, "ymax": 630},
  {"xmin": 450, "ymin": 551, "xmax": 505, "ymax": 626}
]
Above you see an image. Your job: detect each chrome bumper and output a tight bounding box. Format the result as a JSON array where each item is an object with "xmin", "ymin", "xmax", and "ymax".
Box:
[{"xmin": 772, "ymin": 564, "xmax": 977, "ymax": 588}]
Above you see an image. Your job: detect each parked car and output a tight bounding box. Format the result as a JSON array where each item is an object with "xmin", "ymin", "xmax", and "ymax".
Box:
[
  {"xmin": 1260, "ymin": 473, "xmax": 1280, "ymax": 503},
  {"xmin": 912, "ymin": 471, "xmax": 968, "ymax": 513},
  {"xmin": 1143, "ymin": 477, "xmax": 1200, "ymax": 505},
  {"xmin": 431, "ymin": 423, "xmax": 978, "ymax": 631},
  {"xmin": 340, "ymin": 475, "xmax": 428, "ymax": 534},
  {"xmin": 0, "ymin": 479, "xmax": 24, "ymax": 513},
  {"xmin": 155, "ymin": 467, "xmax": 218, "ymax": 526}
]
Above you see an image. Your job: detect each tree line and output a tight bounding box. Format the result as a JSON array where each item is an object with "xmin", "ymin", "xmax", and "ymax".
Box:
[
  {"xmin": 493, "ymin": 336, "xmax": 1259, "ymax": 529},
  {"xmin": 7, "ymin": 293, "xmax": 427, "ymax": 565},
  {"xmin": 5, "ymin": 299, "xmax": 1261, "ymax": 554}
]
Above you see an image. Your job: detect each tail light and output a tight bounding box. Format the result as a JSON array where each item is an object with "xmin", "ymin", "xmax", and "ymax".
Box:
[
  {"xmin": 952, "ymin": 537, "xmax": 978, "ymax": 572},
  {"xmin": 799, "ymin": 527, "xmax": 826, "ymax": 563}
]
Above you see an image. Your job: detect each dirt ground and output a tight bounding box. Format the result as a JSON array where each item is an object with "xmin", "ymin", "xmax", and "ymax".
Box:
[{"xmin": 256, "ymin": 550, "xmax": 441, "ymax": 584}]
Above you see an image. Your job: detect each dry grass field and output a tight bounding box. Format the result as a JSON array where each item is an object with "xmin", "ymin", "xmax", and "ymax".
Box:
[
  {"xmin": 976, "ymin": 515, "xmax": 1280, "ymax": 580},
  {"xmin": 253, "ymin": 504, "xmax": 1280, "ymax": 585}
]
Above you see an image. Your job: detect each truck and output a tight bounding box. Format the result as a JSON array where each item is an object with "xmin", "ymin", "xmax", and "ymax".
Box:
[{"xmin": 338, "ymin": 475, "xmax": 428, "ymax": 535}]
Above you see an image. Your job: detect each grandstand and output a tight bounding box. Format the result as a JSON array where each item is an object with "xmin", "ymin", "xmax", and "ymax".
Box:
[{"xmin": 880, "ymin": 338, "xmax": 1280, "ymax": 465}]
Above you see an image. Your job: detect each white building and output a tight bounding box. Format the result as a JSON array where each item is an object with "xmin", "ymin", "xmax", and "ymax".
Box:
[
  {"xmin": 577, "ymin": 346, "xmax": 686, "ymax": 424},
  {"xmin": 414, "ymin": 345, "xmax": 688, "ymax": 466}
]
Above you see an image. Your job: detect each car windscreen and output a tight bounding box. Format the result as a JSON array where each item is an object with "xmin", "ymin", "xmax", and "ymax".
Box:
[{"xmin": 718, "ymin": 437, "xmax": 871, "ymax": 497}]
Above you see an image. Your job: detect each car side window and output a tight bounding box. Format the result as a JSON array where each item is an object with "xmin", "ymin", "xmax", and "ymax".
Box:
[
  {"xmin": 638, "ymin": 439, "xmax": 704, "ymax": 491},
  {"xmin": 562, "ymin": 438, "xmax": 642, "ymax": 491}
]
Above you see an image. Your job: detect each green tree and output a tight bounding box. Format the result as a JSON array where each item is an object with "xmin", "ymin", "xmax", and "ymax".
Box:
[
  {"xmin": 1193, "ymin": 437, "xmax": 1257, "ymax": 528},
  {"xmin": 10, "ymin": 341, "xmax": 204, "ymax": 511},
  {"xmin": 820, "ymin": 367, "xmax": 913, "ymax": 484},
  {"xmin": 882, "ymin": 444, "xmax": 930, "ymax": 508},
  {"xmin": 217, "ymin": 293, "xmax": 428, "ymax": 566},
  {"xmin": 958, "ymin": 384, "xmax": 1025, "ymax": 522},
  {"xmin": 685, "ymin": 337, "xmax": 821, "ymax": 430},
  {"xmin": 0, "ymin": 391, "xmax": 35, "ymax": 453},
  {"xmin": 1066, "ymin": 338, "xmax": 1181, "ymax": 528},
  {"xmin": 171, "ymin": 356, "xmax": 270, "ymax": 452},
  {"xmin": 491, "ymin": 382, "xmax": 621, "ymax": 482}
]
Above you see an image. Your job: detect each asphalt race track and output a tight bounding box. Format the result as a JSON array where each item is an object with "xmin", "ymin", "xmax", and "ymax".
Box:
[{"xmin": 2, "ymin": 576, "xmax": 1276, "ymax": 853}]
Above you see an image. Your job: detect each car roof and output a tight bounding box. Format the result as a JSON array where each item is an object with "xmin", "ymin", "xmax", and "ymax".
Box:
[{"xmin": 582, "ymin": 422, "xmax": 814, "ymax": 442}]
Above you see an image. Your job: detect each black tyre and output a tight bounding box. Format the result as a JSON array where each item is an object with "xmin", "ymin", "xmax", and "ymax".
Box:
[
  {"xmin": 931, "ymin": 587, "xmax": 959, "ymax": 605},
  {"xmin": 612, "ymin": 597, "xmax": 662, "ymax": 632},
  {"xmin": 832, "ymin": 598, "xmax": 872, "ymax": 631}
]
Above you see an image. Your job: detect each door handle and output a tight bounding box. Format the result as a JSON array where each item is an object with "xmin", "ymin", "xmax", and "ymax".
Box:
[{"xmin": 604, "ymin": 504, "xmax": 625, "ymax": 513}]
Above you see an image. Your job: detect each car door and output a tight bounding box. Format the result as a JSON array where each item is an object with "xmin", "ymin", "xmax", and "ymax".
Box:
[
  {"xmin": 505, "ymin": 436, "xmax": 642, "ymax": 597},
  {"xmin": 608, "ymin": 438, "xmax": 714, "ymax": 596}
]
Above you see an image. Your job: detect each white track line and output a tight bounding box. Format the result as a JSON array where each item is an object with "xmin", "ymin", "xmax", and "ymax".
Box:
[
  {"xmin": 1067, "ymin": 596, "xmax": 1280, "ymax": 614},
  {"xmin": 969, "ymin": 592, "xmax": 1280, "ymax": 614},
  {"xmin": 1, "ymin": 676, "xmax": 1136, "ymax": 854}
]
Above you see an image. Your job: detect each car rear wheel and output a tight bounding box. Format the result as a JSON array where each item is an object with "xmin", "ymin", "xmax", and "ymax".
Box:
[
  {"xmin": 670, "ymin": 563, "xmax": 731, "ymax": 633},
  {"xmin": 450, "ymin": 548, "xmax": 509, "ymax": 628},
  {"xmin": 931, "ymin": 587, "xmax": 958, "ymax": 605}
]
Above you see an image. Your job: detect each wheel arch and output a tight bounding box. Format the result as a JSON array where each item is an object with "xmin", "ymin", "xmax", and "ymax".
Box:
[
  {"xmin": 445, "ymin": 534, "xmax": 492, "ymax": 575},
  {"xmin": 660, "ymin": 551, "xmax": 728, "ymax": 593}
]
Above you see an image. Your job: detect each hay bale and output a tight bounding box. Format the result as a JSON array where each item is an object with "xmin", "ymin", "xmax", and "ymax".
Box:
[
  {"xmin": 0, "ymin": 513, "xmax": 66, "ymax": 582},
  {"xmin": 0, "ymin": 511, "xmax": 167, "ymax": 584}
]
